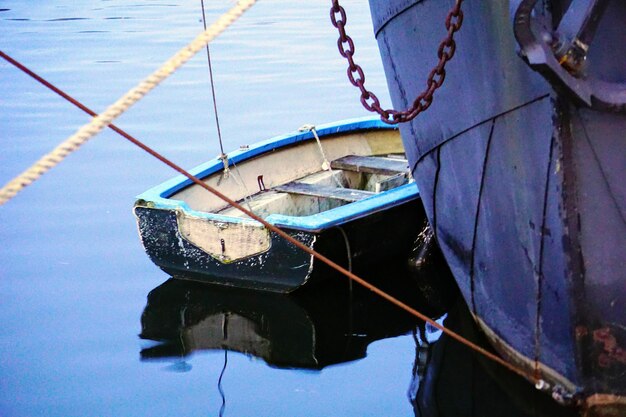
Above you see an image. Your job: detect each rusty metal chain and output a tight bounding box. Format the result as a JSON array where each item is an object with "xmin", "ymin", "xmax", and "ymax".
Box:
[{"xmin": 330, "ymin": 0, "xmax": 464, "ymax": 124}]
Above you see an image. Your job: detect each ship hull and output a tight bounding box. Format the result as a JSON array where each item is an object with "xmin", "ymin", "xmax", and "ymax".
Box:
[{"xmin": 368, "ymin": 0, "xmax": 625, "ymax": 408}]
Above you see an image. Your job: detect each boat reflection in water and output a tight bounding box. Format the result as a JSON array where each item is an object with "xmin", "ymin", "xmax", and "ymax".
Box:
[
  {"xmin": 141, "ymin": 268, "xmax": 582, "ymax": 415},
  {"xmin": 139, "ymin": 269, "xmax": 434, "ymax": 370},
  {"xmin": 410, "ymin": 301, "xmax": 579, "ymax": 417}
]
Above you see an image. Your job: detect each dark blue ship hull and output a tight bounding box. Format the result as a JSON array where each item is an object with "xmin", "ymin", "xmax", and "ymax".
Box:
[{"xmin": 368, "ymin": 0, "xmax": 625, "ymax": 411}]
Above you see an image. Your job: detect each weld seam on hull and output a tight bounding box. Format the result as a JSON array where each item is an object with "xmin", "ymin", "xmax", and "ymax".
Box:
[
  {"xmin": 534, "ymin": 126, "xmax": 557, "ymax": 377},
  {"xmin": 431, "ymin": 147, "xmax": 442, "ymax": 243},
  {"xmin": 469, "ymin": 118, "xmax": 497, "ymax": 315},
  {"xmin": 411, "ymin": 94, "xmax": 551, "ymax": 174},
  {"xmin": 574, "ymin": 107, "xmax": 626, "ymax": 227}
]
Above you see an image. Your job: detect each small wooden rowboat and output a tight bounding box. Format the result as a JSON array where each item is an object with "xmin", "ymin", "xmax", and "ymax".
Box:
[{"xmin": 134, "ymin": 117, "xmax": 423, "ymax": 292}]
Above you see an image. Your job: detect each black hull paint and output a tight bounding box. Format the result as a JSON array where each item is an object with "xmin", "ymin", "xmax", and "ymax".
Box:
[
  {"xmin": 369, "ymin": 0, "xmax": 625, "ymax": 406},
  {"xmin": 134, "ymin": 198, "xmax": 422, "ymax": 293}
]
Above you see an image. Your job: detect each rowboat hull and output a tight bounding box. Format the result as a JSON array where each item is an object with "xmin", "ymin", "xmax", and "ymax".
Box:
[
  {"xmin": 134, "ymin": 198, "xmax": 421, "ymax": 292},
  {"xmin": 134, "ymin": 118, "xmax": 422, "ymax": 292},
  {"xmin": 368, "ymin": 0, "xmax": 626, "ymax": 410}
]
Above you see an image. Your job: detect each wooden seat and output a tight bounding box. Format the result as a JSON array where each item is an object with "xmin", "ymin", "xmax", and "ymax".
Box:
[
  {"xmin": 274, "ymin": 182, "xmax": 375, "ymax": 202},
  {"xmin": 330, "ymin": 155, "xmax": 408, "ymax": 175}
]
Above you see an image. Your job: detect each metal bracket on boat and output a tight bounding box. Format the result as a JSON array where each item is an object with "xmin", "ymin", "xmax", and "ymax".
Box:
[
  {"xmin": 513, "ymin": 0, "xmax": 626, "ymax": 112},
  {"xmin": 257, "ymin": 175, "xmax": 266, "ymax": 191}
]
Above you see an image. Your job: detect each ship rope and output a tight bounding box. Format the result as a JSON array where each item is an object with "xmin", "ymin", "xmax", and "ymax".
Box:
[
  {"xmin": 0, "ymin": 0, "xmax": 257, "ymax": 206},
  {"xmin": 0, "ymin": 31, "xmax": 548, "ymax": 393}
]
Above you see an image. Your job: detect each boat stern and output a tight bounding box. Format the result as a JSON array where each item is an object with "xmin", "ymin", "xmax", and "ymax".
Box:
[{"xmin": 133, "ymin": 202, "xmax": 317, "ymax": 293}]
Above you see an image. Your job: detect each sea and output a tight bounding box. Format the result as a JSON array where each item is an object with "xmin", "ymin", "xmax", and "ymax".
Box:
[{"xmin": 0, "ymin": 1, "xmax": 578, "ymax": 416}]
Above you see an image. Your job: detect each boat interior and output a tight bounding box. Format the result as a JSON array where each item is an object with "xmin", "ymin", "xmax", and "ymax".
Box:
[
  {"xmin": 169, "ymin": 129, "xmax": 412, "ymax": 219},
  {"xmin": 218, "ymin": 154, "xmax": 411, "ymax": 218}
]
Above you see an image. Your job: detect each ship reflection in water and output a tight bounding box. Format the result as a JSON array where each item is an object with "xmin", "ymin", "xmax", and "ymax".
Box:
[
  {"xmin": 140, "ymin": 271, "xmax": 578, "ymax": 416},
  {"xmin": 410, "ymin": 301, "xmax": 579, "ymax": 417}
]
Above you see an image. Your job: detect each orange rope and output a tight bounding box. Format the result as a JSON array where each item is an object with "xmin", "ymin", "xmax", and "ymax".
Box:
[{"xmin": 0, "ymin": 50, "xmax": 539, "ymax": 385}]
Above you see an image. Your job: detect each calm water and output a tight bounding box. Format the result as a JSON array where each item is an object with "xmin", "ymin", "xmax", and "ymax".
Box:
[{"xmin": 0, "ymin": 1, "xmax": 577, "ymax": 417}]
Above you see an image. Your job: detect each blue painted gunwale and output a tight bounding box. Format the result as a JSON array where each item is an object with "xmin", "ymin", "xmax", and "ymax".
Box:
[{"xmin": 135, "ymin": 116, "xmax": 420, "ymax": 233}]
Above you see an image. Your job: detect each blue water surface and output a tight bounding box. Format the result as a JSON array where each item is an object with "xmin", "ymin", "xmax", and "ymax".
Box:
[{"xmin": 0, "ymin": 2, "xmax": 419, "ymax": 416}]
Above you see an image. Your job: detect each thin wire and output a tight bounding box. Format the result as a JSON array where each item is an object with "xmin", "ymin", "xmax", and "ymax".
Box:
[
  {"xmin": 200, "ymin": 0, "xmax": 225, "ymax": 156},
  {"xmin": 0, "ymin": 51, "xmax": 540, "ymax": 386},
  {"xmin": 338, "ymin": 225, "xmax": 354, "ymax": 361},
  {"xmin": 224, "ymin": 166, "xmax": 254, "ymax": 211},
  {"xmin": 217, "ymin": 350, "xmax": 227, "ymax": 417},
  {"xmin": 337, "ymin": 226, "xmax": 353, "ymax": 293}
]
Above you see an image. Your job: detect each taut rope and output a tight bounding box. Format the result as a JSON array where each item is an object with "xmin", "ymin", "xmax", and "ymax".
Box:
[{"xmin": 0, "ymin": 51, "xmax": 542, "ymax": 388}]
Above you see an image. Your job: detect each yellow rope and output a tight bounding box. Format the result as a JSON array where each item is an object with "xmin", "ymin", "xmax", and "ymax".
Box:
[{"xmin": 0, "ymin": 0, "xmax": 257, "ymax": 206}]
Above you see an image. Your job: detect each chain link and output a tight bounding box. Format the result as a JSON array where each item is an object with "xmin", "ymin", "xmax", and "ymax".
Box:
[{"xmin": 330, "ymin": 0, "xmax": 464, "ymax": 124}]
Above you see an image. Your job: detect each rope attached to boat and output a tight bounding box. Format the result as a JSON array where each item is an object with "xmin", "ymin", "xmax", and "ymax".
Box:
[
  {"xmin": 0, "ymin": 53, "xmax": 546, "ymax": 392},
  {"xmin": 0, "ymin": 0, "xmax": 257, "ymax": 206},
  {"xmin": 299, "ymin": 124, "xmax": 345, "ymax": 188},
  {"xmin": 299, "ymin": 125, "xmax": 332, "ymax": 171}
]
